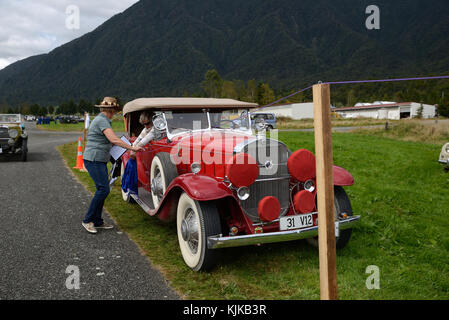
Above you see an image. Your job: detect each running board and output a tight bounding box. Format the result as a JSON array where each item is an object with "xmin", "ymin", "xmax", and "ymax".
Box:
[{"xmin": 131, "ymin": 187, "xmax": 155, "ymax": 215}]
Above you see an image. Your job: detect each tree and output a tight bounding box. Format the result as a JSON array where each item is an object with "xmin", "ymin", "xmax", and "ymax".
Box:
[
  {"xmin": 201, "ymin": 69, "xmax": 223, "ymax": 98},
  {"xmin": 38, "ymin": 106, "xmax": 48, "ymax": 116},
  {"xmin": 20, "ymin": 103, "xmax": 31, "ymax": 115},
  {"xmin": 30, "ymin": 104, "xmax": 40, "ymax": 116},
  {"xmin": 48, "ymin": 106, "xmax": 55, "ymax": 115},
  {"xmin": 221, "ymin": 81, "xmax": 237, "ymax": 99},
  {"xmin": 233, "ymin": 80, "xmax": 247, "ymax": 100},
  {"xmin": 257, "ymin": 83, "xmax": 275, "ymax": 106},
  {"xmin": 246, "ymin": 79, "xmax": 258, "ymax": 103},
  {"xmin": 347, "ymin": 89, "xmax": 356, "ymax": 107}
]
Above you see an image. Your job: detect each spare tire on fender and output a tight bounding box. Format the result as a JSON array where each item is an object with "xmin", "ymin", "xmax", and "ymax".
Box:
[{"xmin": 150, "ymin": 152, "xmax": 178, "ymax": 208}]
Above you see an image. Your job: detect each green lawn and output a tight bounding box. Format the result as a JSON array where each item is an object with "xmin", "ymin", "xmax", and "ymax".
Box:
[
  {"xmin": 37, "ymin": 119, "xmax": 125, "ymax": 132},
  {"xmin": 58, "ymin": 132, "xmax": 449, "ymax": 300}
]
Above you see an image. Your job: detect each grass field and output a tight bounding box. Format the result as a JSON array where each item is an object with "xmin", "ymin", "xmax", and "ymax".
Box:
[
  {"xmin": 36, "ymin": 118, "xmax": 125, "ymax": 132},
  {"xmin": 352, "ymin": 119, "xmax": 449, "ymax": 146},
  {"xmin": 276, "ymin": 116, "xmax": 397, "ymax": 129},
  {"xmin": 58, "ymin": 131, "xmax": 449, "ymax": 300}
]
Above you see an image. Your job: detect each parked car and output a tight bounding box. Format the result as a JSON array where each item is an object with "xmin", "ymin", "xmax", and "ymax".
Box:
[
  {"xmin": 0, "ymin": 114, "xmax": 28, "ymax": 161},
  {"xmin": 251, "ymin": 113, "xmax": 277, "ymax": 130},
  {"xmin": 116, "ymin": 98, "xmax": 360, "ymax": 271},
  {"xmin": 438, "ymin": 143, "xmax": 449, "ymax": 170},
  {"xmin": 59, "ymin": 115, "xmax": 79, "ymax": 124}
]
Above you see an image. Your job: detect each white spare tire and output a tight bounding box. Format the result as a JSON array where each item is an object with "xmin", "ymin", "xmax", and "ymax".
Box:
[{"xmin": 150, "ymin": 152, "xmax": 178, "ymax": 208}]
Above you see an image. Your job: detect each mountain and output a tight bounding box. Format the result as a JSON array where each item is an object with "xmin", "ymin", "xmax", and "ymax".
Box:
[{"xmin": 1, "ymin": 0, "xmax": 449, "ymax": 106}]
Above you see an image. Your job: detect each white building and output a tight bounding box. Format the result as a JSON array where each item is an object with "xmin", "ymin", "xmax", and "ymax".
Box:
[
  {"xmin": 336, "ymin": 102, "xmax": 436, "ymax": 120},
  {"xmin": 256, "ymin": 102, "xmax": 315, "ymax": 120}
]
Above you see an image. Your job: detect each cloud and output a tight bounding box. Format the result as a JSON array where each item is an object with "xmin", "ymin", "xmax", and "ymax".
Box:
[{"xmin": 0, "ymin": 0, "xmax": 139, "ymax": 70}]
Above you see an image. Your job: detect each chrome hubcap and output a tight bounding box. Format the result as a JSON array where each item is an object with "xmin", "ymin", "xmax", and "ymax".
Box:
[
  {"xmin": 151, "ymin": 167, "xmax": 164, "ymax": 201},
  {"xmin": 181, "ymin": 208, "xmax": 199, "ymax": 254}
]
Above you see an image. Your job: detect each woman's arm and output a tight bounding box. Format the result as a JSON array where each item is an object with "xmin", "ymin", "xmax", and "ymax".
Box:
[{"xmin": 104, "ymin": 128, "xmax": 143, "ymax": 152}]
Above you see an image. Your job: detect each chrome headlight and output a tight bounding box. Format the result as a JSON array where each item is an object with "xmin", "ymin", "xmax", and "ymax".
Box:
[
  {"xmin": 21, "ymin": 131, "xmax": 28, "ymax": 139},
  {"xmin": 8, "ymin": 129, "xmax": 18, "ymax": 138},
  {"xmin": 304, "ymin": 180, "xmax": 315, "ymax": 193},
  {"xmin": 190, "ymin": 162, "xmax": 201, "ymax": 174},
  {"xmin": 237, "ymin": 186, "xmax": 250, "ymax": 201},
  {"xmin": 445, "ymin": 144, "xmax": 449, "ymax": 153},
  {"xmin": 153, "ymin": 115, "xmax": 167, "ymax": 131}
]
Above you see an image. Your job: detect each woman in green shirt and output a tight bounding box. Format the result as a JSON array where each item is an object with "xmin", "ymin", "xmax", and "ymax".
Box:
[{"xmin": 82, "ymin": 97, "xmax": 143, "ymax": 234}]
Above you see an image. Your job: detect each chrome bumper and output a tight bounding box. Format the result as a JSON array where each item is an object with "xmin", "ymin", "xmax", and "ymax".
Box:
[
  {"xmin": 207, "ymin": 215, "xmax": 361, "ymax": 249},
  {"xmin": 438, "ymin": 159, "xmax": 448, "ymax": 165}
]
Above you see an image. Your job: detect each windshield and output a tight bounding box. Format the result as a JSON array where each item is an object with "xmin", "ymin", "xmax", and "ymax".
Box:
[
  {"xmin": 164, "ymin": 109, "xmax": 251, "ymax": 136},
  {"xmin": 165, "ymin": 111, "xmax": 209, "ymax": 135},
  {"xmin": 209, "ymin": 110, "xmax": 250, "ymax": 131},
  {"xmin": 0, "ymin": 114, "xmax": 21, "ymax": 123}
]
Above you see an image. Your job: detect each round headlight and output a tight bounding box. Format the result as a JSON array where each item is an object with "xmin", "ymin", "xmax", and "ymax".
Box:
[
  {"xmin": 8, "ymin": 129, "xmax": 18, "ymax": 138},
  {"xmin": 237, "ymin": 187, "xmax": 250, "ymax": 201},
  {"xmin": 153, "ymin": 115, "xmax": 167, "ymax": 131},
  {"xmin": 445, "ymin": 144, "xmax": 449, "ymax": 153},
  {"xmin": 190, "ymin": 162, "xmax": 201, "ymax": 174},
  {"xmin": 304, "ymin": 179, "xmax": 315, "ymax": 193}
]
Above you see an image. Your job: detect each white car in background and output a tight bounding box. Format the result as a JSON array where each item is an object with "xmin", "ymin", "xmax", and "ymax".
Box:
[{"xmin": 439, "ymin": 143, "xmax": 449, "ymax": 170}]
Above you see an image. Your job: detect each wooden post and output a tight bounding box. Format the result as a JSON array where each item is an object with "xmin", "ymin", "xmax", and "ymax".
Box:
[{"xmin": 313, "ymin": 83, "xmax": 338, "ymax": 300}]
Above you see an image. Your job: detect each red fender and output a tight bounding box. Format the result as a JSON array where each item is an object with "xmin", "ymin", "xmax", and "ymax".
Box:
[
  {"xmin": 333, "ymin": 165, "xmax": 354, "ymax": 186},
  {"xmin": 152, "ymin": 174, "xmax": 234, "ymax": 222}
]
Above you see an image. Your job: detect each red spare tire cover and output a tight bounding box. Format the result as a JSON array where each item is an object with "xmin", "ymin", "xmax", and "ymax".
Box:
[
  {"xmin": 258, "ymin": 196, "xmax": 281, "ymax": 222},
  {"xmin": 287, "ymin": 149, "xmax": 316, "ymax": 182},
  {"xmin": 294, "ymin": 190, "xmax": 316, "ymax": 213},
  {"xmin": 226, "ymin": 153, "xmax": 259, "ymax": 188}
]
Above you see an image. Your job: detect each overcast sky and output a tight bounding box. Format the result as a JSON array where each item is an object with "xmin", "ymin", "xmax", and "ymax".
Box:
[{"xmin": 0, "ymin": 0, "xmax": 139, "ymax": 70}]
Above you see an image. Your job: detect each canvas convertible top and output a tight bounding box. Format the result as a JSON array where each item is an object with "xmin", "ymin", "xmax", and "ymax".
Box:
[{"xmin": 123, "ymin": 98, "xmax": 258, "ymax": 116}]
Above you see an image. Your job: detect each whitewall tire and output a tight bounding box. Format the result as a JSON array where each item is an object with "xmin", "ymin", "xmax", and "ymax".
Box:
[{"xmin": 176, "ymin": 192, "xmax": 221, "ymax": 272}]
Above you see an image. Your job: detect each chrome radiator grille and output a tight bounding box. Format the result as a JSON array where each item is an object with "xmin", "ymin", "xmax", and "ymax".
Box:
[{"xmin": 239, "ymin": 138, "xmax": 291, "ymax": 223}]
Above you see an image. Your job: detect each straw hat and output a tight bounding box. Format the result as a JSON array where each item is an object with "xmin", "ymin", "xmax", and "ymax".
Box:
[{"xmin": 95, "ymin": 97, "xmax": 120, "ymax": 108}]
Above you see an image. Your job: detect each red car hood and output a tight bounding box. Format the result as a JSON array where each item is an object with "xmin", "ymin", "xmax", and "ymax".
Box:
[{"xmin": 172, "ymin": 130, "xmax": 256, "ymax": 155}]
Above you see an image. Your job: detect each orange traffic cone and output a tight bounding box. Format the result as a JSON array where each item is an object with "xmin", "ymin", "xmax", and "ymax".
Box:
[{"xmin": 73, "ymin": 137, "xmax": 86, "ymax": 171}]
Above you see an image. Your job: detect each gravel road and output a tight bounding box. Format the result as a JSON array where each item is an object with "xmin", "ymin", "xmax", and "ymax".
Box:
[{"xmin": 0, "ymin": 123, "xmax": 179, "ymax": 300}]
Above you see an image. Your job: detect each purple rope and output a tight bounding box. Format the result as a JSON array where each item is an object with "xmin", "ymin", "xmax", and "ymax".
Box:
[
  {"xmin": 257, "ymin": 85, "xmax": 313, "ymax": 110},
  {"xmin": 256, "ymin": 75, "xmax": 449, "ymax": 110}
]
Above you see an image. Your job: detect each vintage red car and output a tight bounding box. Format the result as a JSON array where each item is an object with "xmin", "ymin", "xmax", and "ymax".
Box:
[{"xmin": 119, "ymin": 98, "xmax": 360, "ymax": 271}]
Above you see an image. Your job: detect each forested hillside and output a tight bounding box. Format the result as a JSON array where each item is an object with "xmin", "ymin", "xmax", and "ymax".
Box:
[{"xmin": 0, "ymin": 0, "xmax": 448, "ymax": 111}]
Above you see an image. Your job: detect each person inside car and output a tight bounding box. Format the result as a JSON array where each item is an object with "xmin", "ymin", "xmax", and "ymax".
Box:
[{"xmin": 130, "ymin": 111, "xmax": 165, "ymax": 159}]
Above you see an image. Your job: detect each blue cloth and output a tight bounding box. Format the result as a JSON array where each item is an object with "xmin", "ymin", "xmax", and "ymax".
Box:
[
  {"xmin": 121, "ymin": 158, "xmax": 138, "ymax": 195},
  {"xmin": 83, "ymin": 159, "xmax": 110, "ymax": 227}
]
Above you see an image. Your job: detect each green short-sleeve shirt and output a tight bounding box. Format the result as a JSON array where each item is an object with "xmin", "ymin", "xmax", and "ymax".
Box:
[{"xmin": 83, "ymin": 113, "xmax": 112, "ymax": 163}]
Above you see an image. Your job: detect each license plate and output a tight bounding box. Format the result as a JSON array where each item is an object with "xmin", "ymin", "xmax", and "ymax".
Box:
[{"xmin": 280, "ymin": 213, "xmax": 315, "ymax": 231}]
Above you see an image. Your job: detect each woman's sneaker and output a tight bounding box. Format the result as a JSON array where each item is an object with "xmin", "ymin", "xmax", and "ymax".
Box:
[
  {"xmin": 82, "ymin": 222, "xmax": 98, "ymax": 234},
  {"xmin": 95, "ymin": 223, "xmax": 114, "ymax": 230}
]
